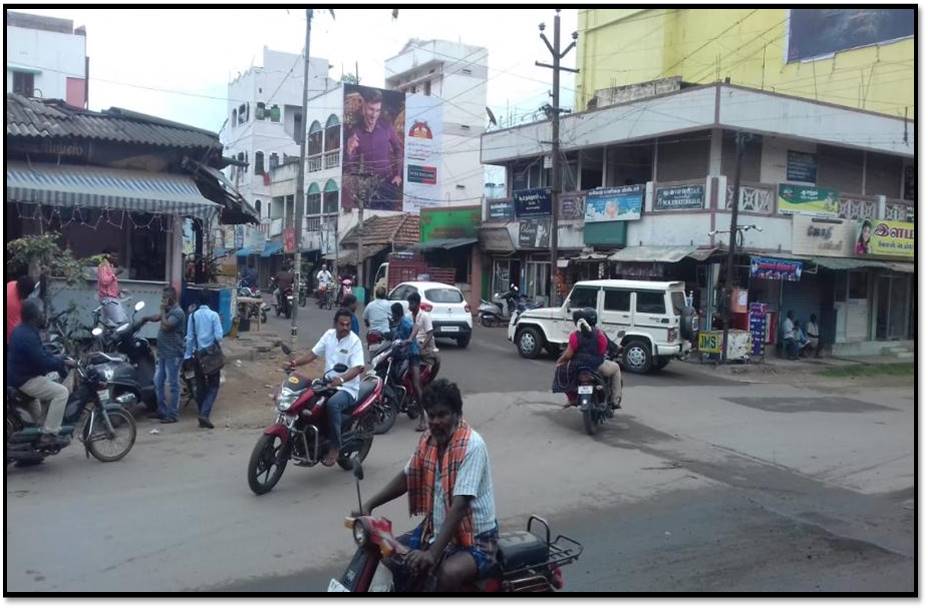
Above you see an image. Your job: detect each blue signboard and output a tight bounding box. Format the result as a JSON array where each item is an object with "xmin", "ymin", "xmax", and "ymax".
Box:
[
  {"xmin": 513, "ymin": 188, "xmax": 552, "ymax": 217},
  {"xmin": 584, "ymin": 185, "xmax": 644, "ymax": 223},
  {"xmin": 750, "ymin": 256, "xmax": 803, "ymax": 282}
]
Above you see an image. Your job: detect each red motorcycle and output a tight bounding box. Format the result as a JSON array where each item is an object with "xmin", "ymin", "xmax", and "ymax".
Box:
[
  {"xmin": 329, "ymin": 460, "xmax": 584, "ymax": 592},
  {"xmin": 246, "ymin": 345, "xmax": 383, "ymax": 495},
  {"xmin": 366, "ymin": 332, "xmax": 440, "ymax": 435}
]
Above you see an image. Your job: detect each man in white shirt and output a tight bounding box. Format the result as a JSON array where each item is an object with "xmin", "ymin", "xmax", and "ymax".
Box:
[
  {"xmin": 409, "ymin": 291, "xmax": 439, "ymax": 432},
  {"xmin": 782, "ymin": 310, "xmax": 799, "ymax": 360},
  {"xmin": 316, "ymin": 264, "xmax": 334, "ymax": 302},
  {"xmin": 805, "ymin": 313, "xmax": 823, "ymax": 358},
  {"xmin": 289, "ymin": 307, "xmax": 365, "ymax": 466}
]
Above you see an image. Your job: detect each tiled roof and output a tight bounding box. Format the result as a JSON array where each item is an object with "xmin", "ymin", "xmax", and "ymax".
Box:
[
  {"xmin": 6, "ymin": 93, "xmax": 222, "ymax": 150},
  {"xmin": 342, "ymin": 213, "xmax": 420, "ymax": 246}
]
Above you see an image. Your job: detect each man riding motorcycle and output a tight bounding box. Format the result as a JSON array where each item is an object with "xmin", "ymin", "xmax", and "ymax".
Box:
[
  {"xmin": 275, "ymin": 264, "xmax": 295, "ymax": 315},
  {"xmin": 353, "ymin": 378, "xmax": 498, "ymax": 592},
  {"xmin": 7, "ymin": 299, "xmax": 76, "ymax": 447},
  {"xmin": 316, "ymin": 263, "xmax": 333, "ymax": 302},
  {"xmin": 553, "ymin": 308, "xmax": 621, "ymax": 410},
  {"xmin": 287, "ymin": 308, "xmax": 365, "ymax": 467}
]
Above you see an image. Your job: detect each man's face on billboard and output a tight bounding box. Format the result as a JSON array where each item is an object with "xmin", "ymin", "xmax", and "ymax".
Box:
[{"xmin": 363, "ymin": 100, "xmax": 382, "ymax": 130}]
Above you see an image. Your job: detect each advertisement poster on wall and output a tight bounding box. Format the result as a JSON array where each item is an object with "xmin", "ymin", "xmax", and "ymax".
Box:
[
  {"xmin": 420, "ymin": 206, "xmax": 481, "ymax": 242},
  {"xmin": 777, "ymin": 184, "xmax": 840, "ymax": 216},
  {"xmin": 750, "ymin": 256, "xmax": 803, "ymax": 282},
  {"xmin": 654, "ymin": 184, "xmax": 704, "ymax": 210},
  {"xmin": 488, "ymin": 199, "xmax": 514, "ymax": 221},
  {"xmin": 854, "ymin": 219, "xmax": 914, "ymax": 258},
  {"xmin": 514, "ymin": 188, "xmax": 552, "ymax": 217},
  {"xmin": 342, "ymin": 84, "xmax": 406, "ymax": 212},
  {"xmin": 786, "ymin": 9, "xmax": 914, "ymax": 63},
  {"xmin": 518, "ymin": 218, "xmax": 551, "ymax": 248},
  {"xmin": 786, "ymin": 150, "xmax": 817, "ymax": 182},
  {"xmin": 585, "ymin": 185, "xmax": 645, "ymax": 222},
  {"xmin": 559, "ymin": 193, "xmax": 585, "ymax": 220},
  {"xmin": 403, "ymin": 94, "xmax": 443, "ymax": 213}
]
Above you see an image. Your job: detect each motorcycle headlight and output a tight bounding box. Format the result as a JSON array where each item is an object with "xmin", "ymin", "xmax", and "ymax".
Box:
[
  {"xmin": 276, "ymin": 388, "xmax": 298, "ymax": 412},
  {"xmin": 352, "ymin": 520, "xmax": 368, "ymax": 547}
]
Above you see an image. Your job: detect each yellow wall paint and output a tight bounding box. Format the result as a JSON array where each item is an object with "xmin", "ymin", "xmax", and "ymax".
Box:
[{"xmin": 577, "ymin": 8, "xmax": 914, "ymax": 118}]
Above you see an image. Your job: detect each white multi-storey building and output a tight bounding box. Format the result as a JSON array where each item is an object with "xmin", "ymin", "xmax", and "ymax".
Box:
[
  {"xmin": 385, "ymin": 39, "xmax": 489, "ymax": 207},
  {"xmin": 6, "ymin": 10, "xmax": 88, "ymax": 108}
]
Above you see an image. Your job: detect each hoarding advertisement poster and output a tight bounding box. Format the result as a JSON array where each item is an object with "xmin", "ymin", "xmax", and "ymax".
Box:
[
  {"xmin": 585, "ymin": 185, "xmax": 644, "ymax": 222},
  {"xmin": 403, "ymin": 93, "xmax": 442, "ymax": 212},
  {"xmin": 777, "ymin": 184, "xmax": 839, "ymax": 216},
  {"xmin": 855, "ymin": 219, "xmax": 914, "ymax": 259},
  {"xmin": 750, "ymin": 256, "xmax": 803, "ymax": 282},
  {"xmin": 342, "ymin": 84, "xmax": 406, "ymax": 212}
]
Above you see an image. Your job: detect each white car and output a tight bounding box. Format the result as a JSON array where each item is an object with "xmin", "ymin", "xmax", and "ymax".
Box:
[
  {"xmin": 387, "ymin": 281, "xmax": 473, "ymax": 348},
  {"xmin": 507, "ymin": 279, "xmax": 697, "ymax": 374}
]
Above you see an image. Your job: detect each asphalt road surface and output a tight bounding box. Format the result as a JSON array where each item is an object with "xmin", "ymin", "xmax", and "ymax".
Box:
[{"xmin": 6, "ymin": 301, "xmax": 915, "ymax": 593}]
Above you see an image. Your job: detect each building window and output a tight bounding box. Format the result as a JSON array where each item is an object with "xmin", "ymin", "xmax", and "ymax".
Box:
[
  {"xmin": 255, "ymin": 199, "xmax": 263, "ymax": 217},
  {"xmin": 293, "ymin": 111, "xmax": 303, "ymax": 144},
  {"xmin": 256, "ymin": 102, "xmax": 266, "ymax": 120},
  {"xmin": 324, "ymin": 114, "xmax": 340, "ymax": 152},
  {"xmin": 307, "ymin": 184, "xmax": 322, "ymax": 215},
  {"xmin": 254, "ymin": 151, "xmax": 265, "ymax": 175},
  {"xmin": 269, "ymin": 152, "xmax": 280, "ymax": 169},
  {"xmin": 424, "ymin": 80, "xmax": 431, "ymax": 96},
  {"xmin": 269, "ymin": 104, "xmax": 280, "ymax": 122},
  {"xmin": 238, "ymin": 103, "xmax": 247, "ymax": 124},
  {"xmin": 13, "ymin": 71, "xmax": 35, "ymax": 96},
  {"xmin": 232, "ymin": 109, "xmax": 238, "ymax": 126},
  {"xmin": 323, "ymin": 179, "xmax": 339, "ymax": 214},
  {"xmin": 308, "ymin": 121, "xmax": 323, "ymax": 156}
]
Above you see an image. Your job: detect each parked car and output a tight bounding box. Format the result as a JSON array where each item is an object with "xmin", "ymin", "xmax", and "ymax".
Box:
[
  {"xmin": 507, "ymin": 280, "xmax": 697, "ymax": 374},
  {"xmin": 387, "ymin": 281, "xmax": 473, "ymax": 348}
]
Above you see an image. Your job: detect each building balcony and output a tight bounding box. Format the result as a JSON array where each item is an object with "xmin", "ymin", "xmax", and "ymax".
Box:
[
  {"xmin": 324, "ymin": 150, "xmax": 340, "ymax": 169},
  {"xmin": 308, "ymin": 155, "xmax": 322, "ymax": 173}
]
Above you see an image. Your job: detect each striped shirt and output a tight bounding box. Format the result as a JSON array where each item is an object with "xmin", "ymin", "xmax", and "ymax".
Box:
[{"xmin": 406, "ymin": 430, "xmax": 496, "ymax": 541}]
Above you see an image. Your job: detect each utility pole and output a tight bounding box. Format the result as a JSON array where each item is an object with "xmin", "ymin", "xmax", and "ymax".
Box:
[
  {"xmin": 536, "ymin": 9, "xmax": 578, "ymax": 306},
  {"xmin": 356, "ymin": 156, "xmax": 367, "ymax": 291},
  {"xmin": 721, "ymin": 131, "xmax": 746, "ymax": 363},
  {"xmin": 290, "ymin": 7, "xmax": 312, "ymax": 350}
]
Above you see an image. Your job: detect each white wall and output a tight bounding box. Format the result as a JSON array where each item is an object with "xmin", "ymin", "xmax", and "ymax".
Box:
[
  {"xmin": 6, "ymin": 25, "xmax": 85, "ymax": 100},
  {"xmin": 759, "ymin": 136, "xmax": 816, "ymax": 185},
  {"xmin": 625, "ymin": 214, "xmax": 714, "ymax": 248}
]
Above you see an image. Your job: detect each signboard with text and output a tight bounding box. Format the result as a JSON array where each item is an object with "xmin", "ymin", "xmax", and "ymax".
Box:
[
  {"xmin": 786, "ymin": 150, "xmax": 817, "ymax": 182},
  {"xmin": 654, "ymin": 184, "xmax": 704, "ymax": 211},
  {"xmin": 487, "ymin": 199, "xmax": 514, "ymax": 221},
  {"xmin": 559, "ymin": 193, "xmax": 585, "ymax": 220},
  {"xmin": 403, "ymin": 93, "xmax": 443, "ymax": 212},
  {"xmin": 514, "ymin": 188, "xmax": 552, "ymax": 217},
  {"xmin": 855, "ymin": 219, "xmax": 914, "ymax": 259},
  {"xmin": 420, "ymin": 206, "xmax": 481, "ymax": 242},
  {"xmin": 518, "ymin": 218, "xmax": 551, "ymax": 248},
  {"xmin": 791, "ymin": 216, "xmax": 855, "ymax": 257},
  {"xmin": 585, "ymin": 185, "xmax": 644, "ymax": 222},
  {"xmin": 750, "ymin": 256, "xmax": 803, "ymax": 282},
  {"xmin": 777, "ymin": 184, "xmax": 839, "ymax": 217}
]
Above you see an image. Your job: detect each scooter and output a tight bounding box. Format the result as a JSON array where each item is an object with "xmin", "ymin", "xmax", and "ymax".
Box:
[
  {"xmin": 479, "ymin": 285, "xmax": 539, "ymax": 327},
  {"xmin": 5, "ymin": 357, "xmax": 138, "ymax": 467},
  {"xmin": 90, "ymin": 301, "xmax": 158, "ymax": 412},
  {"xmin": 367, "ymin": 336, "xmax": 440, "ymax": 435},
  {"xmin": 329, "ymin": 459, "xmax": 584, "ymax": 592},
  {"xmin": 245, "ymin": 344, "xmax": 384, "ymax": 495}
]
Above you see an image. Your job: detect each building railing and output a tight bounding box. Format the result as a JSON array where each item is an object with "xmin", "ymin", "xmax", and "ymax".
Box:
[
  {"xmin": 725, "ymin": 182, "xmax": 776, "ymax": 214},
  {"xmin": 324, "ymin": 150, "xmax": 340, "ymax": 169},
  {"xmin": 837, "ymin": 193, "xmax": 879, "ymax": 220},
  {"xmin": 884, "ymin": 198, "xmax": 915, "ymax": 222},
  {"xmin": 308, "ymin": 155, "xmax": 322, "ymax": 173}
]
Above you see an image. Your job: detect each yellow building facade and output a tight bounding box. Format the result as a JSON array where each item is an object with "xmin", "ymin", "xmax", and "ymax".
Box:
[{"xmin": 576, "ymin": 8, "xmax": 914, "ymax": 118}]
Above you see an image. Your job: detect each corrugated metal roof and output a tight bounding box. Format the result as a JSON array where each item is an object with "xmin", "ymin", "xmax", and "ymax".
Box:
[{"xmin": 7, "ymin": 93, "xmax": 221, "ymax": 150}]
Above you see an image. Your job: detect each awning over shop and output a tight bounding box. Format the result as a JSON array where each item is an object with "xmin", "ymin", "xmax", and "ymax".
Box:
[
  {"xmin": 609, "ymin": 246, "xmax": 715, "ymax": 263},
  {"xmin": 182, "ymin": 157, "xmax": 260, "ymax": 225},
  {"xmin": 810, "ymin": 256, "xmax": 914, "ymax": 274},
  {"xmin": 6, "ymin": 161, "xmax": 220, "ymax": 219},
  {"xmin": 572, "ymin": 251, "xmax": 613, "ymax": 262},
  {"xmin": 407, "ymin": 238, "xmax": 478, "ymax": 251},
  {"xmin": 478, "ymin": 226, "xmax": 515, "ymax": 253},
  {"xmin": 261, "ymin": 240, "xmax": 283, "ymax": 258}
]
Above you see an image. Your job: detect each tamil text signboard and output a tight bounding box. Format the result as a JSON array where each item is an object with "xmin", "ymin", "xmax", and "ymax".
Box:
[
  {"xmin": 786, "ymin": 150, "xmax": 817, "ymax": 182},
  {"xmin": 791, "ymin": 216, "xmax": 855, "ymax": 257},
  {"xmin": 855, "ymin": 219, "xmax": 914, "ymax": 259},
  {"xmin": 513, "ymin": 188, "xmax": 552, "ymax": 217},
  {"xmin": 750, "ymin": 256, "xmax": 803, "ymax": 282},
  {"xmin": 585, "ymin": 185, "xmax": 644, "ymax": 222},
  {"xmin": 777, "ymin": 184, "xmax": 839, "ymax": 217},
  {"xmin": 654, "ymin": 184, "xmax": 704, "ymax": 211}
]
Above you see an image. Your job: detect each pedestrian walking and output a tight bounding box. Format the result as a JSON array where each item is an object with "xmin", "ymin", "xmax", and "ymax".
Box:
[
  {"xmin": 151, "ymin": 286, "xmax": 186, "ymax": 424},
  {"xmin": 184, "ymin": 290, "xmax": 225, "ymax": 429}
]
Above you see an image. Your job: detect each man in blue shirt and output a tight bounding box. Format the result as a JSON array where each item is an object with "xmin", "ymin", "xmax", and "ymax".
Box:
[
  {"xmin": 362, "ymin": 287, "xmax": 392, "ymax": 335},
  {"xmin": 7, "ymin": 299, "xmax": 75, "ymax": 446},
  {"xmin": 185, "ymin": 290, "xmax": 224, "ymax": 429},
  {"xmin": 151, "ymin": 286, "xmax": 186, "ymax": 424}
]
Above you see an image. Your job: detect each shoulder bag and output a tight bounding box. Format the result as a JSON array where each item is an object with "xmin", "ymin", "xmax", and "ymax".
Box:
[{"xmin": 192, "ymin": 309, "xmax": 225, "ymax": 376}]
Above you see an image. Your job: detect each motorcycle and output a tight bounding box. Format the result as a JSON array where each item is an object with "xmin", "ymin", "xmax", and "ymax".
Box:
[
  {"xmin": 246, "ymin": 344, "xmax": 383, "ymax": 495},
  {"xmin": 298, "ymin": 278, "xmax": 308, "ymax": 308},
  {"xmin": 576, "ymin": 331, "xmax": 625, "ymax": 436},
  {"xmin": 5, "ymin": 356, "xmax": 138, "ymax": 467},
  {"xmin": 339, "ymin": 277, "xmax": 354, "ymax": 304},
  {"xmin": 90, "ymin": 301, "xmax": 158, "ymax": 412},
  {"xmin": 317, "ymin": 283, "xmax": 335, "ymax": 309},
  {"xmin": 479, "ymin": 285, "xmax": 539, "ymax": 327},
  {"xmin": 330, "ymin": 459, "xmax": 584, "ymax": 592},
  {"xmin": 237, "ymin": 281, "xmax": 269, "ymax": 324},
  {"xmin": 367, "ymin": 334, "xmax": 440, "ymax": 435},
  {"xmin": 272, "ymin": 280, "xmax": 294, "ymax": 319}
]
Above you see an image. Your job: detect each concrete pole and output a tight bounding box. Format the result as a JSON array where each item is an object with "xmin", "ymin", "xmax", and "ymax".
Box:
[{"xmin": 290, "ymin": 8, "xmax": 312, "ymax": 350}]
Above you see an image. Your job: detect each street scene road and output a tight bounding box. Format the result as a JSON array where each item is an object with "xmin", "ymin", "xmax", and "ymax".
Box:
[{"xmin": 6, "ymin": 303, "xmax": 914, "ymax": 593}]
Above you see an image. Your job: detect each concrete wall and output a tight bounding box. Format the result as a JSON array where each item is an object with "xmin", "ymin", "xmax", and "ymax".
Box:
[{"xmin": 6, "ymin": 24, "xmax": 86, "ymax": 101}]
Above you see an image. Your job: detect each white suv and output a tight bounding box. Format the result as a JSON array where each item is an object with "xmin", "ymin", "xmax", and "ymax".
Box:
[
  {"xmin": 507, "ymin": 280, "xmax": 696, "ymax": 374},
  {"xmin": 388, "ymin": 281, "xmax": 473, "ymax": 348}
]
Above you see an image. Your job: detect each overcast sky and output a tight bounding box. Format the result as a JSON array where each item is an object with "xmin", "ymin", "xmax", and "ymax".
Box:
[{"xmin": 21, "ymin": 7, "xmax": 578, "ymax": 137}]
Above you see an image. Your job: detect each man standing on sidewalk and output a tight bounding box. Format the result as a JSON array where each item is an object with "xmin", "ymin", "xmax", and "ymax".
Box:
[
  {"xmin": 150, "ymin": 286, "xmax": 186, "ymax": 424},
  {"xmin": 184, "ymin": 290, "xmax": 224, "ymax": 429}
]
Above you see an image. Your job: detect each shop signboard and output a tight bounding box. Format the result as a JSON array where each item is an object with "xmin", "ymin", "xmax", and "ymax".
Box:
[
  {"xmin": 560, "ymin": 193, "xmax": 585, "ymax": 220},
  {"xmin": 654, "ymin": 184, "xmax": 704, "ymax": 211},
  {"xmin": 777, "ymin": 184, "xmax": 839, "ymax": 217},
  {"xmin": 750, "ymin": 256, "xmax": 803, "ymax": 282},
  {"xmin": 855, "ymin": 219, "xmax": 914, "ymax": 259},
  {"xmin": 420, "ymin": 205, "xmax": 481, "ymax": 242},
  {"xmin": 585, "ymin": 185, "xmax": 644, "ymax": 222},
  {"xmin": 518, "ymin": 218, "xmax": 551, "ymax": 248},
  {"xmin": 791, "ymin": 216, "xmax": 855, "ymax": 257},
  {"xmin": 514, "ymin": 188, "xmax": 552, "ymax": 217},
  {"xmin": 403, "ymin": 93, "xmax": 443, "ymax": 212},
  {"xmin": 487, "ymin": 199, "xmax": 514, "ymax": 221},
  {"xmin": 786, "ymin": 150, "xmax": 817, "ymax": 182},
  {"xmin": 749, "ymin": 302, "xmax": 768, "ymax": 357},
  {"xmin": 698, "ymin": 331, "xmax": 722, "ymax": 354}
]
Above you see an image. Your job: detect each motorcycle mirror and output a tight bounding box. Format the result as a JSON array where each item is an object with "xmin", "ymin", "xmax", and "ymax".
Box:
[
  {"xmin": 352, "ymin": 458, "xmax": 364, "ymax": 481},
  {"xmin": 333, "ymin": 363, "xmax": 349, "ymax": 374},
  {"xmin": 92, "ymin": 327, "xmax": 104, "ymax": 337},
  {"xmin": 134, "ymin": 301, "xmax": 146, "ymax": 312}
]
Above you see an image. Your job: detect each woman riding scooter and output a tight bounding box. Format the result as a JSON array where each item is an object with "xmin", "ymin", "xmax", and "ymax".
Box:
[{"xmin": 552, "ymin": 308, "xmax": 621, "ymax": 410}]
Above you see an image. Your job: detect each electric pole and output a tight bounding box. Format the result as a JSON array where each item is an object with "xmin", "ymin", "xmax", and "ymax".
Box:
[
  {"xmin": 721, "ymin": 131, "xmax": 746, "ymax": 363},
  {"xmin": 290, "ymin": 7, "xmax": 312, "ymax": 350},
  {"xmin": 536, "ymin": 9, "xmax": 578, "ymax": 306}
]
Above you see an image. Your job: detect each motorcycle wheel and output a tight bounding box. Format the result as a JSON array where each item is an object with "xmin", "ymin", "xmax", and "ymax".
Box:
[
  {"xmin": 582, "ymin": 407, "xmax": 601, "ymax": 436},
  {"xmin": 480, "ymin": 316, "xmax": 494, "ymax": 328},
  {"xmin": 372, "ymin": 396, "xmax": 398, "ymax": 435},
  {"xmin": 337, "ymin": 416, "xmax": 374, "ymax": 471},
  {"xmin": 406, "ymin": 400, "xmax": 421, "ymax": 420},
  {"xmin": 86, "ymin": 407, "xmax": 137, "ymax": 462},
  {"xmin": 248, "ymin": 434, "xmax": 290, "ymax": 495}
]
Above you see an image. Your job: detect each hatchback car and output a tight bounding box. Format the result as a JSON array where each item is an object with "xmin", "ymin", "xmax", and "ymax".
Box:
[{"xmin": 387, "ymin": 281, "xmax": 473, "ymax": 348}]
